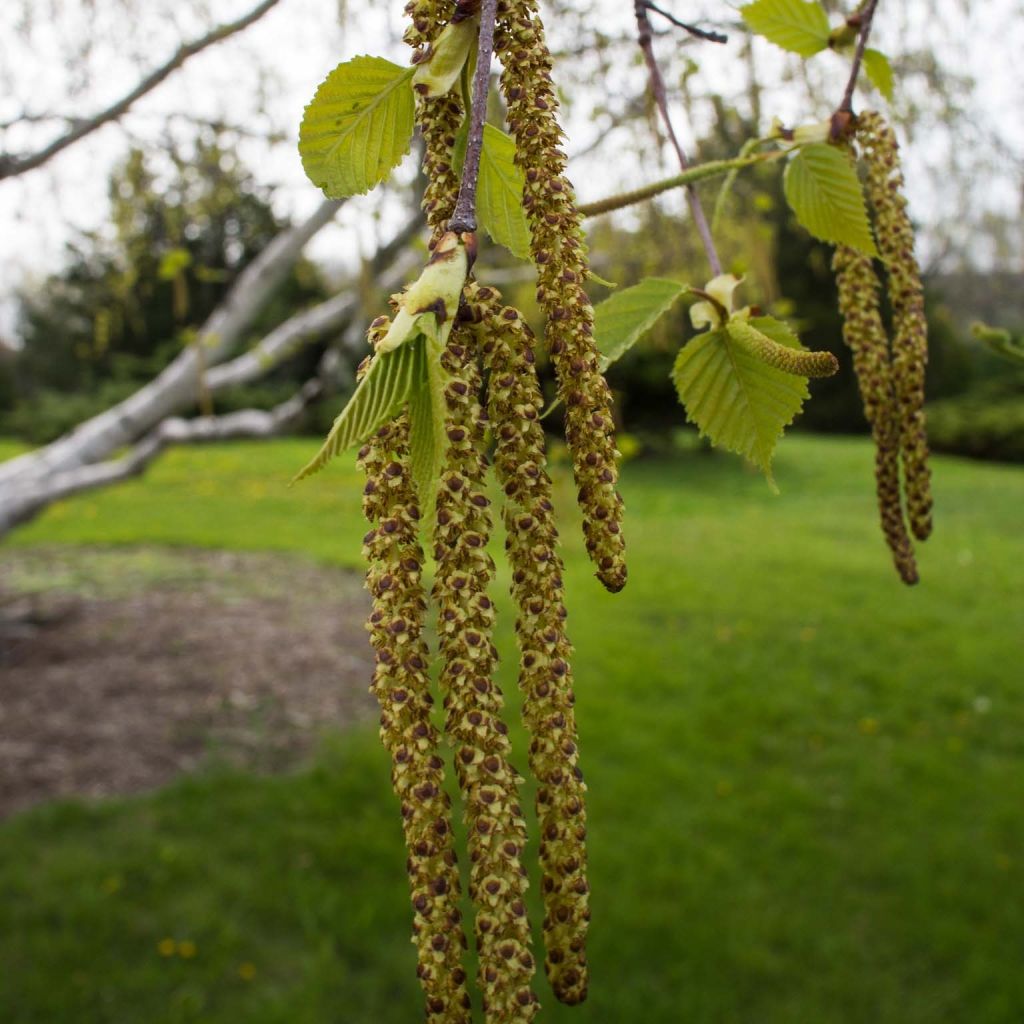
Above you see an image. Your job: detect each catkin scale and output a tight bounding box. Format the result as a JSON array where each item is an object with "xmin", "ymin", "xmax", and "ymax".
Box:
[
  {"xmin": 357, "ymin": 339, "xmax": 472, "ymax": 1022},
  {"xmin": 494, "ymin": 0, "xmax": 627, "ymax": 594},
  {"xmin": 857, "ymin": 112, "xmax": 933, "ymax": 542},
  {"xmin": 832, "ymin": 245, "xmax": 919, "ymax": 585},
  {"xmin": 465, "ymin": 282, "xmax": 591, "ymax": 1005},
  {"xmin": 432, "ymin": 323, "xmax": 539, "ymax": 1022}
]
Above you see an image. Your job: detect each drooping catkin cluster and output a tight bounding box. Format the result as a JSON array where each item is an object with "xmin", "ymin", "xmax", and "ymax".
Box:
[
  {"xmin": 463, "ymin": 282, "xmax": 591, "ymax": 1006},
  {"xmin": 856, "ymin": 111, "xmax": 933, "ymax": 542},
  {"xmin": 357, "ymin": 339, "xmax": 472, "ymax": 1022},
  {"xmin": 831, "ymin": 112, "xmax": 933, "ymax": 583},
  {"xmin": 494, "ymin": 0, "xmax": 627, "ymax": 594},
  {"xmin": 432, "ymin": 322, "xmax": 540, "ymax": 1022},
  {"xmin": 832, "ymin": 245, "xmax": 919, "ymax": 584}
]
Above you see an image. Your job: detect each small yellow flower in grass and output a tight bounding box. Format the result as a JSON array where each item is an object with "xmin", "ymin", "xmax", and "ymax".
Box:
[
  {"xmin": 177, "ymin": 940, "xmax": 197, "ymax": 959},
  {"xmin": 238, "ymin": 962, "xmax": 257, "ymax": 981},
  {"xmin": 157, "ymin": 938, "xmax": 176, "ymax": 957},
  {"xmin": 858, "ymin": 717, "xmax": 880, "ymax": 736}
]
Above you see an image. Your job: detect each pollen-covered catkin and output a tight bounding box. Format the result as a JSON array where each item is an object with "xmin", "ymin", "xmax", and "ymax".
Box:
[
  {"xmin": 405, "ymin": 0, "xmax": 467, "ymax": 234},
  {"xmin": 464, "ymin": 283, "xmax": 591, "ymax": 1005},
  {"xmin": 832, "ymin": 245, "xmax": 919, "ymax": 585},
  {"xmin": 494, "ymin": 0, "xmax": 627, "ymax": 594},
  {"xmin": 432, "ymin": 323, "xmax": 539, "ymax": 1022},
  {"xmin": 357, "ymin": 341, "xmax": 471, "ymax": 1022},
  {"xmin": 857, "ymin": 111, "xmax": 933, "ymax": 542}
]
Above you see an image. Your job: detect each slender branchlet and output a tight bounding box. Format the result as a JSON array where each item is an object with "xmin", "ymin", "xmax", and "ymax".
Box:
[
  {"xmin": 494, "ymin": 0, "xmax": 628, "ymax": 594},
  {"xmin": 856, "ymin": 111, "xmax": 933, "ymax": 541},
  {"xmin": 633, "ymin": 0, "xmax": 723, "ymax": 276},
  {"xmin": 832, "ymin": 245, "xmax": 919, "ymax": 584},
  {"xmin": 432, "ymin": 323, "xmax": 539, "ymax": 1022},
  {"xmin": 464, "ymin": 282, "xmax": 591, "ymax": 1006},
  {"xmin": 357, "ymin": 336, "xmax": 472, "ymax": 1022}
]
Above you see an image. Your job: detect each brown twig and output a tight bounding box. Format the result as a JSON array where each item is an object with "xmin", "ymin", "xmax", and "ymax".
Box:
[
  {"xmin": 641, "ymin": 2, "xmax": 728, "ymax": 44},
  {"xmin": 0, "ymin": 0, "xmax": 281, "ymax": 181},
  {"xmin": 836, "ymin": 0, "xmax": 880, "ymax": 115},
  {"xmin": 633, "ymin": 0, "xmax": 723, "ymax": 275},
  {"xmin": 449, "ymin": 0, "xmax": 499, "ymax": 234}
]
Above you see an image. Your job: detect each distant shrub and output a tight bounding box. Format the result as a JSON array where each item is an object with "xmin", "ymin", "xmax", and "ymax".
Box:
[{"xmin": 927, "ymin": 391, "xmax": 1024, "ymax": 463}]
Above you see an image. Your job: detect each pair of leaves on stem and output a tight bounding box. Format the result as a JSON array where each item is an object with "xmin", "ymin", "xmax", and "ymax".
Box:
[
  {"xmin": 298, "ymin": 56, "xmax": 530, "ymax": 260},
  {"xmin": 593, "ymin": 278, "xmax": 836, "ymax": 487},
  {"xmin": 740, "ymin": 0, "xmax": 894, "ymax": 101}
]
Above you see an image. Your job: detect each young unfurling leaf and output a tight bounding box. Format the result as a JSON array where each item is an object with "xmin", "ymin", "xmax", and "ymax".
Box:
[
  {"xmin": 862, "ymin": 48, "xmax": 895, "ymax": 103},
  {"xmin": 784, "ymin": 143, "xmax": 878, "ymax": 256},
  {"xmin": 299, "ymin": 56, "xmax": 415, "ymax": 198},
  {"xmin": 740, "ymin": 0, "xmax": 831, "ymax": 57},
  {"xmin": 377, "ymin": 231, "xmax": 469, "ymax": 353},
  {"xmin": 593, "ymin": 277, "xmax": 688, "ymax": 369},
  {"xmin": 412, "ymin": 15, "xmax": 479, "ymax": 98},
  {"xmin": 406, "ymin": 338, "xmax": 450, "ymax": 533},
  {"xmin": 292, "ymin": 337, "xmax": 425, "ymax": 482}
]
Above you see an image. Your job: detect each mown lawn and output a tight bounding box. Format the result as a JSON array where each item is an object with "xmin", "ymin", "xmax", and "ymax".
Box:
[{"xmin": 2, "ymin": 435, "xmax": 1023, "ymax": 1023}]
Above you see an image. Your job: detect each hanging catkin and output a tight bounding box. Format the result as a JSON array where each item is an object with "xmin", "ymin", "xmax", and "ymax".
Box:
[
  {"xmin": 432, "ymin": 322, "xmax": 539, "ymax": 1022},
  {"xmin": 856, "ymin": 111, "xmax": 933, "ymax": 542},
  {"xmin": 494, "ymin": 0, "xmax": 627, "ymax": 594},
  {"xmin": 464, "ymin": 282, "xmax": 591, "ymax": 1005},
  {"xmin": 357, "ymin": 334, "xmax": 472, "ymax": 1021},
  {"xmin": 832, "ymin": 245, "xmax": 918, "ymax": 585}
]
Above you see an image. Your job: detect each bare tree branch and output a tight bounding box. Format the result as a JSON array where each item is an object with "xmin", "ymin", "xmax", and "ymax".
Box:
[
  {"xmin": 206, "ymin": 218, "xmax": 423, "ymax": 393},
  {"xmin": 1, "ymin": 383, "xmax": 323, "ymax": 532},
  {"xmin": 0, "ymin": 0, "xmax": 282, "ymax": 181},
  {"xmin": 633, "ymin": 0, "xmax": 723, "ymax": 275},
  {"xmin": 0, "ymin": 196, "xmax": 342, "ymax": 490}
]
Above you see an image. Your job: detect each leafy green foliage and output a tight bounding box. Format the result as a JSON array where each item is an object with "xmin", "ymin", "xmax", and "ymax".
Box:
[
  {"xmin": 862, "ymin": 48, "xmax": 895, "ymax": 102},
  {"xmin": 672, "ymin": 320, "xmax": 812, "ymax": 485},
  {"xmin": 293, "ymin": 339, "xmax": 424, "ymax": 482},
  {"xmin": 592, "ymin": 278, "xmax": 688, "ymax": 370},
  {"xmin": 453, "ymin": 124, "xmax": 532, "ymax": 260},
  {"xmin": 406, "ymin": 338, "xmax": 451, "ymax": 530},
  {"xmin": 783, "ymin": 143, "xmax": 878, "ymax": 256},
  {"xmin": 740, "ymin": 0, "xmax": 831, "ymax": 57},
  {"xmin": 299, "ymin": 56, "xmax": 415, "ymax": 198}
]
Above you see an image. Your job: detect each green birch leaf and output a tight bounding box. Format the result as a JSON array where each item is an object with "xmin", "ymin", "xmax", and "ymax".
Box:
[
  {"xmin": 784, "ymin": 143, "xmax": 878, "ymax": 256},
  {"xmin": 299, "ymin": 56, "xmax": 415, "ymax": 198},
  {"xmin": 740, "ymin": 0, "xmax": 831, "ymax": 57},
  {"xmin": 862, "ymin": 48, "xmax": 895, "ymax": 102},
  {"xmin": 406, "ymin": 335, "xmax": 451, "ymax": 533},
  {"xmin": 593, "ymin": 277, "xmax": 688, "ymax": 370},
  {"xmin": 293, "ymin": 337, "xmax": 424, "ymax": 482},
  {"xmin": 671, "ymin": 325, "xmax": 810, "ymax": 488}
]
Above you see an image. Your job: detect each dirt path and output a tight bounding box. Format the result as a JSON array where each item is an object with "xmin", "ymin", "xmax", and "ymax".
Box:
[{"xmin": 0, "ymin": 547, "xmax": 375, "ymax": 817}]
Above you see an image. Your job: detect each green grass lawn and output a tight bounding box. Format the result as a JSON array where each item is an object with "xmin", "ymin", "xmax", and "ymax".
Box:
[{"xmin": 2, "ymin": 435, "xmax": 1023, "ymax": 1023}]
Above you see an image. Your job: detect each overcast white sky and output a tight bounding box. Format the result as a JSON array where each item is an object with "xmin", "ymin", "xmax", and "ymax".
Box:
[{"xmin": 1, "ymin": 0, "xmax": 1021, "ymax": 335}]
